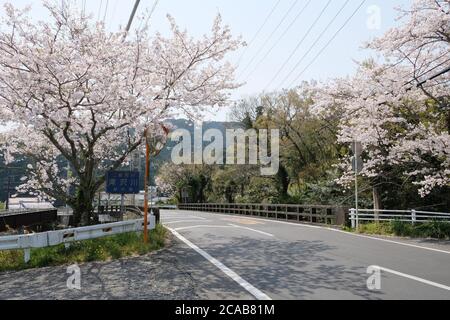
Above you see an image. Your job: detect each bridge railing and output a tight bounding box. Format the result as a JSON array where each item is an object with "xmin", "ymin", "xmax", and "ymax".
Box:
[
  {"xmin": 0, "ymin": 215, "xmax": 156, "ymax": 263},
  {"xmin": 178, "ymin": 203, "xmax": 348, "ymax": 225},
  {"xmin": 349, "ymin": 209, "xmax": 450, "ymax": 228},
  {"xmin": 0, "ymin": 208, "xmax": 55, "ymax": 216}
]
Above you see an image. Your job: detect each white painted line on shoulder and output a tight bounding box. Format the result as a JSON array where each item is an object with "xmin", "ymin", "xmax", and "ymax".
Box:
[
  {"xmin": 228, "ymin": 224, "xmax": 275, "ymax": 238},
  {"xmin": 376, "ymin": 266, "xmax": 450, "ymax": 291},
  {"xmin": 168, "ymin": 227, "xmax": 272, "ymax": 301}
]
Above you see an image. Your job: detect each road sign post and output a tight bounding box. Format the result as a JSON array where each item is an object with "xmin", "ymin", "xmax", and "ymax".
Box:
[
  {"xmin": 106, "ymin": 171, "xmax": 140, "ymax": 221},
  {"xmin": 143, "ymin": 124, "xmax": 169, "ymax": 244}
]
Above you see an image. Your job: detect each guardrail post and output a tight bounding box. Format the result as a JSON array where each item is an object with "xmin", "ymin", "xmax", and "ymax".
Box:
[
  {"xmin": 350, "ymin": 209, "xmax": 356, "ymax": 229},
  {"xmin": 411, "ymin": 209, "xmax": 416, "ymax": 225},
  {"xmin": 24, "ymin": 248, "xmax": 31, "ymax": 263}
]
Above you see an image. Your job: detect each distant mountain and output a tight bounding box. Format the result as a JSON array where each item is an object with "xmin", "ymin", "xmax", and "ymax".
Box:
[{"xmin": 0, "ymin": 119, "xmax": 243, "ymax": 200}]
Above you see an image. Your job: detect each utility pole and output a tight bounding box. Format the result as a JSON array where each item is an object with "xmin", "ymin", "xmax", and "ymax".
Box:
[
  {"xmin": 352, "ymin": 141, "xmax": 363, "ymax": 230},
  {"xmin": 125, "ymin": 0, "xmax": 141, "ymax": 35}
]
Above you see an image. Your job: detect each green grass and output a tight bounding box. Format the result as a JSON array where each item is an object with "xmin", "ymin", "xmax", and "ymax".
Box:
[
  {"xmin": 356, "ymin": 222, "xmax": 393, "ymax": 236},
  {"xmin": 347, "ymin": 220, "xmax": 450, "ymax": 240},
  {"xmin": 0, "ymin": 202, "xmax": 5, "ymax": 210},
  {"xmin": 0, "ymin": 224, "xmax": 167, "ymax": 272}
]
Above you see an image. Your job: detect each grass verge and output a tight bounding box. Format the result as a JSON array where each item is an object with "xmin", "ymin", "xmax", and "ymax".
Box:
[
  {"xmin": 346, "ymin": 220, "xmax": 450, "ymax": 240},
  {"xmin": 0, "ymin": 224, "xmax": 167, "ymax": 273}
]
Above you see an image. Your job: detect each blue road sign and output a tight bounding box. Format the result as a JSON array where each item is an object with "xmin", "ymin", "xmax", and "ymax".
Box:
[{"xmin": 106, "ymin": 171, "xmax": 140, "ymax": 194}]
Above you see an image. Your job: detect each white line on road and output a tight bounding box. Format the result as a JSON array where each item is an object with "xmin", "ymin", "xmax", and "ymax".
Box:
[
  {"xmin": 376, "ymin": 266, "xmax": 450, "ymax": 291},
  {"xmin": 164, "ymin": 220, "xmax": 212, "ymax": 225},
  {"xmin": 228, "ymin": 224, "xmax": 275, "ymax": 238},
  {"xmin": 201, "ymin": 212, "xmax": 450, "ymax": 255},
  {"xmin": 167, "ymin": 227, "xmax": 272, "ymax": 301},
  {"xmin": 173, "ymin": 225, "xmax": 234, "ymax": 232},
  {"xmin": 163, "ymin": 216, "xmax": 207, "ymax": 221}
]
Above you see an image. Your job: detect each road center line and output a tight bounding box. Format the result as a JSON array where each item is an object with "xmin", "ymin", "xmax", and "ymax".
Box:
[
  {"xmin": 164, "ymin": 220, "xmax": 212, "ymax": 225},
  {"xmin": 173, "ymin": 225, "xmax": 234, "ymax": 231},
  {"xmin": 376, "ymin": 266, "xmax": 450, "ymax": 291},
  {"xmin": 163, "ymin": 216, "xmax": 207, "ymax": 221},
  {"xmin": 228, "ymin": 224, "xmax": 275, "ymax": 237},
  {"xmin": 167, "ymin": 227, "xmax": 272, "ymax": 301},
  {"xmin": 189, "ymin": 212, "xmax": 450, "ymax": 255}
]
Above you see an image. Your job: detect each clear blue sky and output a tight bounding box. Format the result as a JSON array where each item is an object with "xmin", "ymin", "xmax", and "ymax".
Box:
[{"xmin": 0, "ymin": 0, "xmax": 411, "ymax": 120}]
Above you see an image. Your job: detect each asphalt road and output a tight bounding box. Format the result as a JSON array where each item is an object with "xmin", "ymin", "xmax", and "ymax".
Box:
[
  {"xmin": 161, "ymin": 209, "xmax": 450, "ymax": 300},
  {"xmin": 1, "ymin": 210, "xmax": 449, "ymax": 300}
]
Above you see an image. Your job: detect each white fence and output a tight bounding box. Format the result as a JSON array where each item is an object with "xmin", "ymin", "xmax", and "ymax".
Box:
[
  {"xmin": 350, "ymin": 209, "xmax": 450, "ymax": 228},
  {"xmin": 0, "ymin": 215, "xmax": 156, "ymax": 263}
]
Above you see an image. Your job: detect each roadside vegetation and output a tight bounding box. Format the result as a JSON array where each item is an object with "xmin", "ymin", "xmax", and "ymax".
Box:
[
  {"xmin": 0, "ymin": 224, "xmax": 167, "ymax": 273},
  {"xmin": 349, "ymin": 221, "xmax": 450, "ymax": 240}
]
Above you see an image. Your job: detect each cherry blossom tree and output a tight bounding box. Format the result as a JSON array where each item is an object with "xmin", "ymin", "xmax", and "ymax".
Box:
[
  {"xmin": 312, "ymin": 0, "xmax": 449, "ymax": 203},
  {"xmin": 0, "ymin": 1, "xmax": 242, "ymax": 225}
]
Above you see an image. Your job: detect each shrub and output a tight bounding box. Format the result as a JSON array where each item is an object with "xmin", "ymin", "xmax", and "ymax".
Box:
[
  {"xmin": 358, "ymin": 222, "xmax": 393, "ymax": 235},
  {"xmin": 390, "ymin": 220, "xmax": 414, "ymax": 237}
]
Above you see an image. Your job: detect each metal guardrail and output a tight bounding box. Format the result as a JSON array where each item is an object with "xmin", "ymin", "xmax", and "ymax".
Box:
[
  {"xmin": 350, "ymin": 209, "xmax": 450, "ymax": 228},
  {"xmin": 178, "ymin": 203, "xmax": 348, "ymax": 225},
  {"xmin": 0, "ymin": 208, "xmax": 55, "ymax": 217},
  {"xmin": 0, "ymin": 215, "xmax": 156, "ymax": 263},
  {"xmin": 0, "ymin": 209, "xmax": 58, "ymax": 232}
]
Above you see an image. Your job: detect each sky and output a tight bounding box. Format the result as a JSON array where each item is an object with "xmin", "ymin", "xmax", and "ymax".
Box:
[{"xmin": 0, "ymin": 0, "xmax": 412, "ymax": 120}]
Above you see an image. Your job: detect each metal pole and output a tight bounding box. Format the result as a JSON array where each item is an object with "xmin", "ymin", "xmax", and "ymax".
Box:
[
  {"xmin": 354, "ymin": 141, "xmax": 359, "ymax": 230},
  {"xmin": 143, "ymin": 134, "xmax": 150, "ymax": 244},
  {"xmin": 5, "ymin": 167, "xmax": 10, "ymax": 210},
  {"xmin": 149, "ymin": 150, "xmax": 153, "ymax": 216},
  {"xmin": 125, "ymin": 0, "xmax": 141, "ymax": 33},
  {"xmin": 120, "ymin": 193, "xmax": 125, "ymax": 221}
]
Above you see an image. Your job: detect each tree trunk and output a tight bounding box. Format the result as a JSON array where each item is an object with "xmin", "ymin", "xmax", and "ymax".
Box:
[
  {"xmin": 72, "ymin": 185, "xmax": 96, "ymax": 226},
  {"xmin": 277, "ymin": 165, "xmax": 290, "ymax": 201},
  {"xmin": 373, "ymin": 186, "xmax": 382, "ymax": 222}
]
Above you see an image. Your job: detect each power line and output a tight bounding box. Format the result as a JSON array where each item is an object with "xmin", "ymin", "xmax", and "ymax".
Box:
[
  {"xmin": 416, "ymin": 65, "xmax": 450, "ymax": 87},
  {"xmin": 263, "ymin": 0, "xmax": 332, "ymax": 91},
  {"xmin": 242, "ymin": 0, "xmax": 313, "ymax": 83},
  {"xmin": 238, "ymin": 0, "xmax": 299, "ymax": 78},
  {"xmin": 98, "ymin": 0, "xmax": 103, "ymax": 21},
  {"xmin": 139, "ymin": 0, "xmax": 160, "ymax": 32},
  {"xmin": 404, "ymin": 54, "xmax": 450, "ymax": 86},
  {"xmin": 287, "ymin": 0, "xmax": 367, "ymax": 88},
  {"xmin": 103, "ymin": 0, "xmax": 110, "ymax": 23},
  {"xmin": 236, "ymin": 0, "xmax": 282, "ymax": 65},
  {"xmin": 82, "ymin": 0, "xmax": 86, "ymax": 17},
  {"xmin": 277, "ymin": 0, "xmax": 351, "ymax": 89}
]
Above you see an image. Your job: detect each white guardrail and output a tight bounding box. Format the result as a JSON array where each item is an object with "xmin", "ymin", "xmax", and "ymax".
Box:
[
  {"xmin": 0, "ymin": 215, "xmax": 156, "ymax": 263},
  {"xmin": 350, "ymin": 208, "xmax": 450, "ymax": 228}
]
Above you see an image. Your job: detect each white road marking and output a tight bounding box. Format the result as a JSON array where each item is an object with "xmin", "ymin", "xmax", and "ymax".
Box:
[
  {"xmin": 162, "ymin": 216, "xmax": 207, "ymax": 221},
  {"xmin": 228, "ymin": 224, "xmax": 275, "ymax": 238},
  {"xmin": 164, "ymin": 220, "xmax": 212, "ymax": 225},
  {"xmin": 167, "ymin": 227, "xmax": 272, "ymax": 300},
  {"xmin": 198, "ymin": 212, "xmax": 450, "ymax": 255},
  {"xmin": 171, "ymin": 211, "xmax": 450, "ymax": 254},
  {"xmin": 375, "ymin": 266, "xmax": 450, "ymax": 291},
  {"xmin": 174, "ymin": 225, "xmax": 234, "ymax": 232}
]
